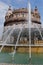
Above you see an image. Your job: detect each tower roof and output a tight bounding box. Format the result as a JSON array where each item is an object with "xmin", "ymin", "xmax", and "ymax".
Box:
[
  {"xmin": 8, "ymin": 6, "xmax": 12, "ymax": 10},
  {"xmin": 34, "ymin": 6, "xmax": 38, "ymax": 11}
]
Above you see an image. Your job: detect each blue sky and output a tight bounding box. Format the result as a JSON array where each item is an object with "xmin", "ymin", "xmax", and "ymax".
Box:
[{"xmin": 0, "ymin": 0, "xmax": 43, "ymax": 39}]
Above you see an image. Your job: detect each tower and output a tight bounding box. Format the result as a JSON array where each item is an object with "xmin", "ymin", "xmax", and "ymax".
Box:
[{"xmin": 5, "ymin": 6, "xmax": 13, "ymax": 21}]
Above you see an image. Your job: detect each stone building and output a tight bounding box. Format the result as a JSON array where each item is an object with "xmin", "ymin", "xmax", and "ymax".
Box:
[
  {"xmin": 4, "ymin": 6, "xmax": 41, "ymax": 42},
  {"xmin": 4, "ymin": 6, "xmax": 41, "ymax": 27},
  {"xmin": 2, "ymin": 6, "xmax": 42, "ymax": 53}
]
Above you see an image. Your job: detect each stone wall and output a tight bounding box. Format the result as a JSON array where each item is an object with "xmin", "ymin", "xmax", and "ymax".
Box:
[{"xmin": 0, "ymin": 46, "xmax": 43, "ymax": 53}]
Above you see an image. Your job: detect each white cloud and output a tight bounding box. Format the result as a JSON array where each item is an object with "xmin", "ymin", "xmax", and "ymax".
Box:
[
  {"xmin": 0, "ymin": 1, "xmax": 8, "ymax": 21},
  {"xmin": 0, "ymin": 1, "xmax": 8, "ymax": 39}
]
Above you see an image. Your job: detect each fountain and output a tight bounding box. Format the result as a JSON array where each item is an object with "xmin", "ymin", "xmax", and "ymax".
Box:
[
  {"xmin": 12, "ymin": 27, "xmax": 23, "ymax": 61},
  {"xmin": 35, "ymin": 24, "xmax": 43, "ymax": 40},
  {"xmin": 0, "ymin": 25, "xmax": 15, "ymax": 52},
  {"xmin": 0, "ymin": 1, "xmax": 43, "ymax": 64},
  {"xmin": 28, "ymin": 2, "xmax": 31, "ymax": 63},
  {"xmin": 0, "ymin": 1, "xmax": 32, "ymax": 63},
  {"xmin": 2, "ymin": 27, "xmax": 12, "ymax": 41}
]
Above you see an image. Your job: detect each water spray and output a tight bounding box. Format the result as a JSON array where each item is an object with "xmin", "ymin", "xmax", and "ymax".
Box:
[{"xmin": 28, "ymin": 1, "xmax": 31, "ymax": 63}]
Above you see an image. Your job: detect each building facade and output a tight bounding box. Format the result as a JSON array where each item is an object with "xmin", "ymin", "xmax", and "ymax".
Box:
[
  {"xmin": 2, "ymin": 6, "xmax": 43, "ymax": 53},
  {"xmin": 4, "ymin": 6, "xmax": 41, "ymax": 27}
]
